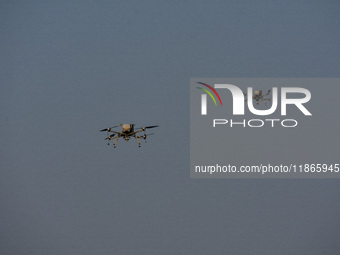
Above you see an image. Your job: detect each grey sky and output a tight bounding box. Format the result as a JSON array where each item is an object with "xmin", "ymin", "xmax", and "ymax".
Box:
[{"xmin": 1, "ymin": 1, "xmax": 340, "ymax": 254}]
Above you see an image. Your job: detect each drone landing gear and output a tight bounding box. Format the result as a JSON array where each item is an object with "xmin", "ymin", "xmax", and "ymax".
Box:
[
  {"xmin": 114, "ymin": 137, "xmax": 119, "ymax": 148},
  {"xmin": 135, "ymin": 134, "xmax": 141, "ymax": 147}
]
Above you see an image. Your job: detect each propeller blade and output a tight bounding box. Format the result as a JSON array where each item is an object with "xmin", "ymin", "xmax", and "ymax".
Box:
[
  {"xmin": 105, "ymin": 134, "xmax": 116, "ymax": 140},
  {"xmin": 100, "ymin": 125, "xmax": 120, "ymax": 132},
  {"xmin": 144, "ymin": 125, "xmax": 159, "ymax": 129}
]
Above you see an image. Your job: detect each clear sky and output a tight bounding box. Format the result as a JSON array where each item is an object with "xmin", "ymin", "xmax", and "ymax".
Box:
[{"xmin": 1, "ymin": 1, "xmax": 340, "ymax": 254}]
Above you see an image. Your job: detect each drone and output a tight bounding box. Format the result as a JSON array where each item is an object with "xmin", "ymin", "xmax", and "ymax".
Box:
[
  {"xmin": 100, "ymin": 124, "xmax": 158, "ymax": 148},
  {"xmin": 244, "ymin": 89, "xmax": 271, "ymax": 105}
]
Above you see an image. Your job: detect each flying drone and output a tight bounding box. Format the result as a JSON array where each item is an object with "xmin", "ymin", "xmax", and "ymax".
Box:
[
  {"xmin": 244, "ymin": 89, "xmax": 271, "ymax": 105},
  {"xmin": 100, "ymin": 124, "xmax": 158, "ymax": 148}
]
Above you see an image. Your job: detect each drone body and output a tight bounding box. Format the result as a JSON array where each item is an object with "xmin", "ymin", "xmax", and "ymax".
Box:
[{"xmin": 100, "ymin": 124, "xmax": 158, "ymax": 148}]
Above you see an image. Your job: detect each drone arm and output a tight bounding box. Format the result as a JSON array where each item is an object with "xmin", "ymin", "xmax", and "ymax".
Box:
[
  {"xmin": 130, "ymin": 129, "xmax": 145, "ymax": 135},
  {"xmin": 130, "ymin": 126, "xmax": 158, "ymax": 136}
]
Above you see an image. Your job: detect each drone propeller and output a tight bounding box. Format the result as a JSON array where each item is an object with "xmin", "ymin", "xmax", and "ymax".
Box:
[
  {"xmin": 100, "ymin": 125, "xmax": 120, "ymax": 132},
  {"xmin": 105, "ymin": 134, "xmax": 116, "ymax": 145},
  {"xmin": 144, "ymin": 125, "xmax": 158, "ymax": 129},
  {"xmin": 104, "ymin": 134, "xmax": 116, "ymax": 140},
  {"xmin": 137, "ymin": 125, "xmax": 159, "ymax": 131},
  {"xmin": 144, "ymin": 133, "xmax": 154, "ymax": 138},
  {"xmin": 143, "ymin": 133, "xmax": 155, "ymax": 143}
]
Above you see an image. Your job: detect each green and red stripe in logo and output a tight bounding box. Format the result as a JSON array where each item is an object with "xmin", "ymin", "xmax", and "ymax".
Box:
[{"xmin": 196, "ymin": 82, "xmax": 222, "ymax": 106}]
